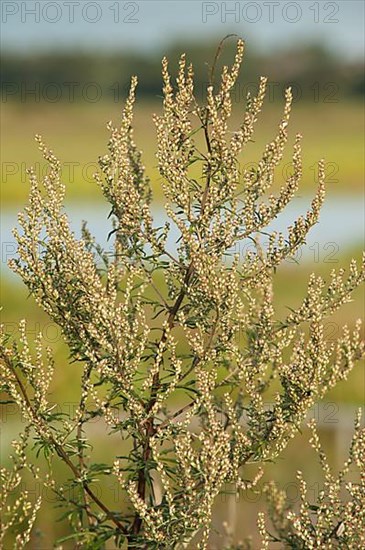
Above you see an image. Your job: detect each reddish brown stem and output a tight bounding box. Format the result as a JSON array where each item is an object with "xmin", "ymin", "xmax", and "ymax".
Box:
[{"xmin": 131, "ymin": 101, "xmax": 212, "ymax": 537}]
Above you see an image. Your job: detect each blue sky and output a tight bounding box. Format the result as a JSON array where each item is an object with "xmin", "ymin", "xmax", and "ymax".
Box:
[{"xmin": 1, "ymin": 0, "xmax": 364, "ymax": 59}]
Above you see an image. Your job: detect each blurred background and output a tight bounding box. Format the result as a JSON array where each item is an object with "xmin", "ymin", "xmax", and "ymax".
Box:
[{"xmin": 1, "ymin": 1, "xmax": 364, "ymax": 547}]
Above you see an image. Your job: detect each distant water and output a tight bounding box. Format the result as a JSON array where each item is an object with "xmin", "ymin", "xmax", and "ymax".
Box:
[{"xmin": 1, "ymin": 195, "xmax": 364, "ymax": 278}]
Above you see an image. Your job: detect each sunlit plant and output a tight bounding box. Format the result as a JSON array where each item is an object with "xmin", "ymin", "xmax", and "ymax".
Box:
[
  {"xmin": 259, "ymin": 412, "xmax": 365, "ymax": 549},
  {"xmin": 1, "ymin": 37, "xmax": 364, "ymax": 549}
]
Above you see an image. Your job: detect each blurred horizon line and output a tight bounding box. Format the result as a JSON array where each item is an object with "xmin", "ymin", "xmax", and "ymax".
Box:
[{"xmin": 1, "ymin": 1, "xmax": 364, "ymax": 61}]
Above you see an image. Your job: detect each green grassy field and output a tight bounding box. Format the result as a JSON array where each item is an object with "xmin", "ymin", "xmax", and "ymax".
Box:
[{"xmin": 1, "ymin": 100, "xmax": 364, "ymax": 204}]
